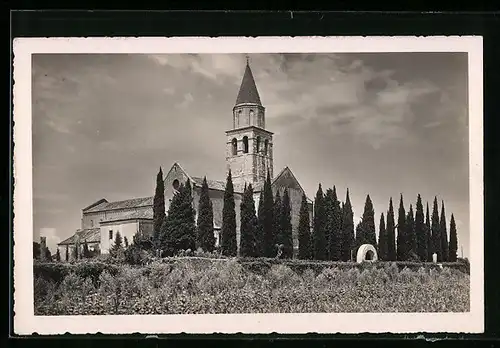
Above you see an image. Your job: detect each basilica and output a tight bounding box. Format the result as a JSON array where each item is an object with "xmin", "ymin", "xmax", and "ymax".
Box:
[{"xmin": 58, "ymin": 59, "xmax": 314, "ymax": 259}]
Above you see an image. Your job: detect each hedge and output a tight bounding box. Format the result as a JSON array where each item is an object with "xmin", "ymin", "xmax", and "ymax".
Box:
[
  {"xmin": 33, "ymin": 261, "xmax": 120, "ymax": 286},
  {"xmin": 34, "ymin": 257, "xmax": 469, "ymax": 286}
]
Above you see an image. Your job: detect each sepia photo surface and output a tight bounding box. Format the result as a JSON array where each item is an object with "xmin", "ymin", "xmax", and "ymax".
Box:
[{"xmin": 13, "ymin": 36, "xmax": 483, "ymax": 335}]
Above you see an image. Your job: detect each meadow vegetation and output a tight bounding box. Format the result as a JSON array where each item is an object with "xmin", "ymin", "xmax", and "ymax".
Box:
[{"xmin": 34, "ymin": 257, "xmax": 470, "ymax": 315}]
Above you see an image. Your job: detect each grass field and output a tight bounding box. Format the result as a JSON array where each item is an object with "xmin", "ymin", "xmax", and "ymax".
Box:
[{"xmin": 34, "ymin": 258, "xmax": 470, "ymax": 315}]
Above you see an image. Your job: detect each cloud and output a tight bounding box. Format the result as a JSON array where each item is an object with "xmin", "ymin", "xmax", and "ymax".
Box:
[
  {"xmin": 148, "ymin": 53, "xmax": 246, "ymax": 85},
  {"xmin": 176, "ymin": 92, "xmax": 194, "ymax": 109}
]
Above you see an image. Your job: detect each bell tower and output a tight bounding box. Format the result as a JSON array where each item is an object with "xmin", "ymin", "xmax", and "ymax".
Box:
[{"xmin": 226, "ymin": 56, "xmax": 274, "ymax": 190}]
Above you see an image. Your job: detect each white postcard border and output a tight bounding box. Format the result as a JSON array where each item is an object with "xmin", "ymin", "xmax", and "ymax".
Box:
[{"xmin": 13, "ymin": 36, "xmax": 484, "ymax": 335}]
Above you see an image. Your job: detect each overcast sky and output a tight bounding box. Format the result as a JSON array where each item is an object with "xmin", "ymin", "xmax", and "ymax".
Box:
[{"xmin": 32, "ymin": 53, "xmax": 469, "ymax": 256}]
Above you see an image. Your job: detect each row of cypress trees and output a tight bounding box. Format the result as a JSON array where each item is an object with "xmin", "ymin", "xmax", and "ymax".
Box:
[
  {"xmin": 308, "ymin": 183, "xmax": 459, "ymax": 262},
  {"xmin": 149, "ymin": 166, "xmax": 459, "ymax": 262}
]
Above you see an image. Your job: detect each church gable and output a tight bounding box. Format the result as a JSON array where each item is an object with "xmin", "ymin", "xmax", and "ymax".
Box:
[{"xmin": 272, "ymin": 167, "xmax": 304, "ymax": 193}]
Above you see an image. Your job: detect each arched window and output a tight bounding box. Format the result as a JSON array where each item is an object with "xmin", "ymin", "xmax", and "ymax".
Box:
[
  {"xmin": 231, "ymin": 138, "xmax": 237, "ymax": 155},
  {"xmin": 249, "ymin": 110, "xmax": 254, "ymax": 125},
  {"xmin": 237, "ymin": 110, "xmax": 242, "ymax": 127},
  {"xmin": 264, "ymin": 139, "xmax": 269, "ymax": 155},
  {"xmin": 256, "ymin": 136, "xmax": 261, "ymax": 153},
  {"xmin": 172, "ymin": 179, "xmax": 180, "ymax": 191},
  {"xmin": 243, "ymin": 136, "xmax": 249, "ymax": 154}
]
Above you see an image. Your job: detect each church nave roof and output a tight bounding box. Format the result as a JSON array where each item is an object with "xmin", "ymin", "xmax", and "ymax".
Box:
[{"xmin": 84, "ymin": 196, "xmax": 153, "ymax": 213}]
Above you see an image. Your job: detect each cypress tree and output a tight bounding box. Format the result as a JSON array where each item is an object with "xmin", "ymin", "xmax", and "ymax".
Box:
[
  {"xmin": 358, "ymin": 195, "xmax": 376, "ymax": 247},
  {"xmin": 161, "ymin": 180, "xmax": 197, "ymax": 256},
  {"xmin": 341, "ymin": 189, "xmax": 355, "ymax": 261},
  {"xmin": 65, "ymin": 245, "xmax": 69, "ymax": 262},
  {"xmin": 355, "ymin": 220, "xmax": 364, "ymax": 250},
  {"xmin": 425, "ymin": 202, "xmax": 432, "ymax": 261},
  {"xmin": 298, "ymin": 193, "xmax": 311, "ymax": 259},
  {"xmin": 279, "ymin": 188, "xmax": 294, "ymax": 258},
  {"xmin": 221, "ymin": 170, "xmax": 237, "ymax": 257},
  {"xmin": 324, "ymin": 188, "xmax": 335, "ymax": 260},
  {"xmin": 326, "ymin": 187, "xmax": 342, "ymax": 261},
  {"xmin": 124, "ymin": 237, "xmax": 129, "ymax": 248},
  {"xmin": 431, "ymin": 197, "xmax": 442, "ymax": 261},
  {"xmin": 415, "ymin": 194, "xmax": 426, "ymax": 261},
  {"xmin": 406, "ymin": 204, "xmax": 417, "ymax": 260},
  {"xmin": 378, "ymin": 212, "xmax": 388, "ymax": 260},
  {"xmin": 386, "ymin": 198, "xmax": 396, "ymax": 261},
  {"xmin": 313, "ymin": 184, "xmax": 327, "ymax": 260},
  {"xmin": 55, "ymin": 249, "xmax": 61, "ymax": 262},
  {"xmin": 273, "ymin": 190, "xmax": 282, "ymax": 257},
  {"xmin": 440, "ymin": 201, "xmax": 449, "ymax": 261},
  {"xmin": 449, "ymin": 213, "xmax": 458, "ymax": 262},
  {"xmin": 396, "ymin": 194, "xmax": 407, "ymax": 261},
  {"xmin": 240, "ymin": 184, "xmax": 258, "ymax": 257},
  {"xmin": 196, "ymin": 177, "xmax": 215, "ymax": 252},
  {"xmin": 153, "ymin": 167, "xmax": 166, "ymax": 249},
  {"xmin": 256, "ymin": 190, "xmax": 265, "ymax": 257},
  {"xmin": 332, "ymin": 186, "xmax": 342, "ymax": 260},
  {"xmin": 262, "ymin": 171, "xmax": 275, "ymax": 258}
]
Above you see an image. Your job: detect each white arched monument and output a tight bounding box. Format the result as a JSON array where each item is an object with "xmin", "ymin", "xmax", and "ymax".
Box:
[{"xmin": 356, "ymin": 244, "xmax": 378, "ymax": 263}]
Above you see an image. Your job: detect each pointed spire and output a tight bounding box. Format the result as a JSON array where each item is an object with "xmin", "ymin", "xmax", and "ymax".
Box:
[{"xmin": 235, "ymin": 57, "xmax": 262, "ymax": 106}]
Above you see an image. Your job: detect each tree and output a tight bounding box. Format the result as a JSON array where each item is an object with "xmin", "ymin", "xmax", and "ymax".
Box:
[
  {"xmin": 83, "ymin": 241, "xmax": 91, "ymax": 258},
  {"xmin": 262, "ymin": 171, "xmax": 275, "ymax": 258},
  {"xmin": 55, "ymin": 249, "xmax": 61, "ymax": 262},
  {"xmin": 326, "ymin": 187, "xmax": 341, "ymax": 261},
  {"xmin": 340, "ymin": 189, "xmax": 355, "ymax": 261},
  {"xmin": 431, "ymin": 197, "xmax": 442, "ymax": 261},
  {"xmin": 44, "ymin": 247, "xmax": 52, "ymax": 261},
  {"xmin": 396, "ymin": 194, "xmax": 407, "ymax": 261},
  {"xmin": 65, "ymin": 245, "xmax": 69, "ymax": 262},
  {"xmin": 324, "ymin": 188, "xmax": 335, "ymax": 259},
  {"xmin": 312, "ymin": 184, "xmax": 327, "ymax": 260},
  {"xmin": 110, "ymin": 231, "xmax": 124, "ymax": 259},
  {"xmin": 415, "ymin": 194, "xmax": 426, "ymax": 261},
  {"xmin": 153, "ymin": 167, "xmax": 166, "ymax": 250},
  {"xmin": 124, "ymin": 237, "xmax": 129, "ymax": 248},
  {"xmin": 449, "ymin": 213, "xmax": 458, "ymax": 262},
  {"xmin": 279, "ymin": 188, "xmax": 294, "ymax": 258},
  {"xmin": 440, "ymin": 201, "xmax": 449, "ymax": 261},
  {"xmin": 160, "ymin": 180, "xmax": 197, "ymax": 256},
  {"xmin": 221, "ymin": 170, "xmax": 237, "ymax": 257},
  {"xmin": 378, "ymin": 212, "xmax": 388, "ymax": 260},
  {"xmin": 256, "ymin": 190, "xmax": 265, "ymax": 257},
  {"xmin": 273, "ymin": 190, "xmax": 282, "ymax": 257},
  {"xmin": 196, "ymin": 177, "xmax": 215, "ymax": 252},
  {"xmin": 298, "ymin": 193, "xmax": 312, "ymax": 259},
  {"xmin": 357, "ymin": 195, "xmax": 376, "ymax": 248},
  {"xmin": 240, "ymin": 184, "xmax": 258, "ymax": 257},
  {"xmin": 33, "ymin": 242, "xmax": 41, "ymax": 260},
  {"xmin": 425, "ymin": 202, "xmax": 432, "ymax": 261},
  {"xmin": 406, "ymin": 204, "xmax": 417, "ymax": 260},
  {"xmin": 386, "ymin": 198, "xmax": 396, "ymax": 261}
]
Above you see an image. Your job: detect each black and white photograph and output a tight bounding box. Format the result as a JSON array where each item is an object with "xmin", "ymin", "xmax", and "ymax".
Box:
[{"xmin": 13, "ymin": 36, "xmax": 484, "ymax": 334}]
